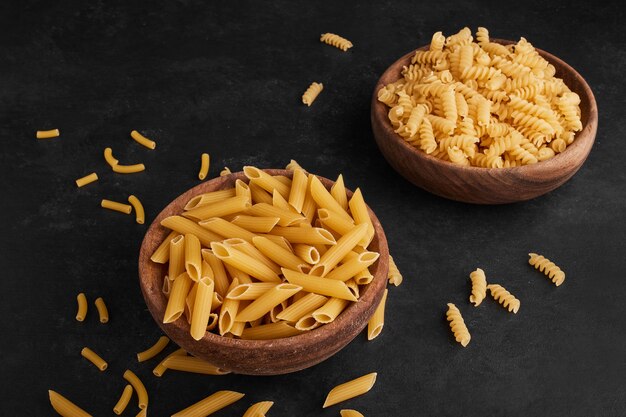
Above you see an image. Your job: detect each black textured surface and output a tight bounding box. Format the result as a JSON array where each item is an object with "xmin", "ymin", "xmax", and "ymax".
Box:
[{"xmin": 1, "ymin": 1, "xmax": 625, "ymax": 416}]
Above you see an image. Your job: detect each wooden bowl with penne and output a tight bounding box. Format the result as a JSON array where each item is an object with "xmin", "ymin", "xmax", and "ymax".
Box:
[
  {"xmin": 138, "ymin": 169, "xmax": 389, "ymax": 375},
  {"xmin": 371, "ymin": 34, "xmax": 598, "ymax": 204}
]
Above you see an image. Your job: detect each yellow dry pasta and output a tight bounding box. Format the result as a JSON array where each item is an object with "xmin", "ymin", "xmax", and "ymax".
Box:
[
  {"xmin": 80, "ymin": 347, "xmax": 107, "ymax": 371},
  {"xmin": 184, "ymin": 189, "xmax": 236, "ymax": 211},
  {"xmin": 446, "ymin": 303, "xmax": 471, "ymax": 347},
  {"xmin": 528, "ymin": 253, "xmax": 565, "ymax": 286},
  {"xmin": 137, "ymin": 335, "xmax": 170, "ymax": 362},
  {"xmin": 101, "ymin": 199, "xmax": 132, "ymax": 215},
  {"xmin": 128, "ymin": 195, "xmax": 145, "ymax": 224},
  {"xmin": 242, "ymin": 401, "xmax": 274, "ymax": 417},
  {"xmin": 323, "ymin": 373, "xmax": 377, "ymax": 408},
  {"xmin": 388, "ymin": 255, "xmax": 403, "ymax": 286},
  {"xmin": 112, "ymin": 163, "xmax": 145, "ymax": 174},
  {"xmin": 190, "ymin": 277, "xmax": 215, "ymax": 340},
  {"xmin": 75, "ymin": 173, "xmax": 98, "ymax": 188},
  {"xmin": 123, "ymin": 369, "xmax": 148, "ymax": 410},
  {"xmin": 164, "ymin": 272, "xmax": 193, "ymax": 323},
  {"xmin": 113, "ymin": 385, "xmax": 133, "ymax": 415},
  {"xmin": 469, "ymin": 268, "xmax": 487, "ymax": 306},
  {"xmin": 162, "ymin": 355, "xmax": 230, "ymax": 375},
  {"xmin": 302, "ymin": 82, "xmax": 324, "ymax": 106},
  {"xmin": 367, "ymin": 288, "xmax": 388, "ymax": 340},
  {"xmin": 75, "ymin": 293, "xmax": 87, "ymax": 322},
  {"xmin": 130, "ymin": 130, "xmax": 156, "ymax": 149},
  {"xmin": 320, "ymin": 33, "xmax": 353, "ymax": 51},
  {"xmin": 282, "ymin": 268, "xmax": 357, "ymax": 301},
  {"xmin": 230, "ymin": 215, "xmax": 280, "ymax": 233},
  {"xmin": 172, "ymin": 391, "xmax": 244, "ymax": 417},
  {"xmin": 276, "ymin": 293, "xmax": 328, "ymax": 322},
  {"xmin": 240, "ymin": 321, "xmax": 303, "ymax": 340},
  {"xmin": 94, "ymin": 297, "xmax": 109, "ymax": 323},
  {"xmin": 48, "ymin": 390, "xmax": 92, "ymax": 417},
  {"xmin": 487, "ymin": 284, "xmax": 520, "ymax": 313},
  {"xmin": 220, "ymin": 166, "xmax": 231, "ymax": 176},
  {"xmin": 37, "ymin": 129, "xmax": 60, "ymax": 139},
  {"xmin": 153, "ymin": 348, "xmax": 186, "ymax": 377},
  {"xmin": 341, "ymin": 410, "xmax": 365, "ymax": 417},
  {"xmin": 198, "ymin": 153, "xmax": 210, "ymax": 180},
  {"xmin": 234, "ymin": 283, "xmax": 302, "ymax": 322},
  {"xmin": 104, "ymin": 147, "xmax": 119, "ymax": 167}
]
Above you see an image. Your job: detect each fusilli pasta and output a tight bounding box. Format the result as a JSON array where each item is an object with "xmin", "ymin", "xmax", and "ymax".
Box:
[{"xmin": 528, "ymin": 253, "xmax": 565, "ymax": 286}]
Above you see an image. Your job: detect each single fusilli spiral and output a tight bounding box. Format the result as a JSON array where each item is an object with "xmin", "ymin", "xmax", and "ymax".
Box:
[
  {"xmin": 508, "ymin": 95, "xmax": 558, "ymax": 122},
  {"xmin": 418, "ymin": 118, "xmax": 437, "ymax": 154},
  {"xmin": 528, "ymin": 253, "xmax": 565, "ymax": 286},
  {"xmin": 446, "ymin": 303, "xmax": 471, "ymax": 347},
  {"xmin": 447, "ymin": 146, "xmax": 470, "ymax": 166},
  {"xmin": 510, "ymin": 110, "xmax": 555, "ymax": 135},
  {"xmin": 481, "ymin": 42, "xmax": 510, "ymax": 57},
  {"xmin": 461, "ymin": 65, "xmax": 501, "ymax": 81},
  {"xmin": 469, "ymin": 268, "xmax": 487, "ymax": 306},
  {"xmin": 473, "ymin": 152, "xmax": 503, "ymax": 168},
  {"xmin": 412, "ymin": 50, "xmax": 446, "ymax": 65},
  {"xmin": 377, "ymin": 85, "xmax": 397, "ymax": 106},
  {"xmin": 388, "ymin": 255, "xmax": 403, "ymax": 286},
  {"xmin": 430, "ymin": 31, "xmax": 446, "ymax": 51},
  {"xmin": 550, "ymin": 138, "xmax": 567, "ymax": 153},
  {"xmin": 439, "ymin": 134, "xmax": 478, "ymax": 153},
  {"xmin": 445, "ymin": 27, "xmax": 473, "ymax": 48},
  {"xmin": 512, "ymin": 84, "xmax": 542, "ymax": 100},
  {"xmin": 537, "ymin": 146, "xmax": 556, "ymax": 161},
  {"xmin": 507, "ymin": 145, "xmax": 539, "ymax": 165},
  {"xmin": 558, "ymin": 93, "xmax": 583, "ymax": 131},
  {"xmin": 441, "ymin": 88, "xmax": 457, "ymax": 122},
  {"xmin": 486, "ymin": 134, "xmax": 520, "ymax": 156},
  {"xmin": 455, "ymin": 93, "xmax": 469, "ymax": 118},
  {"xmin": 404, "ymin": 105, "xmax": 427, "ymax": 138},
  {"xmin": 427, "ymin": 114, "xmax": 456, "ymax": 135},
  {"xmin": 302, "ymin": 82, "xmax": 324, "ymax": 106},
  {"xmin": 320, "ymin": 33, "xmax": 353, "ymax": 51},
  {"xmin": 514, "ymin": 52, "xmax": 550, "ymax": 71},
  {"xmin": 487, "ymin": 284, "xmax": 520, "ymax": 313}
]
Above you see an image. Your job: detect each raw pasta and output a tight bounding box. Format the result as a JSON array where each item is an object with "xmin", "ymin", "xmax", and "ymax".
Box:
[
  {"xmin": 80, "ymin": 347, "xmax": 107, "ymax": 371},
  {"xmin": 171, "ymin": 391, "xmax": 244, "ymax": 417},
  {"xmin": 341, "ymin": 410, "xmax": 365, "ymax": 417},
  {"xmin": 162, "ymin": 355, "xmax": 230, "ymax": 375},
  {"xmin": 94, "ymin": 297, "xmax": 109, "ymax": 323},
  {"xmin": 75, "ymin": 293, "xmax": 87, "ymax": 322},
  {"xmin": 49, "ymin": 390, "xmax": 92, "ymax": 417},
  {"xmin": 367, "ymin": 288, "xmax": 388, "ymax": 340},
  {"xmin": 387, "ymin": 255, "xmax": 403, "ymax": 286},
  {"xmin": 128, "ymin": 195, "xmax": 145, "ymax": 224},
  {"xmin": 487, "ymin": 284, "xmax": 520, "ymax": 313},
  {"xmin": 528, "ymin": 252, "xmax": 565, "ymax": 286},
  {"xmin": 37, "ymin": 129, "xmax": 60, "ymax": 139},
  {"xmin": 130, "ymin": 130, "xmax": 156, "ymax": 149},
  {"xmin": 323, "ymin": 373, "xmax": 377, "ymax": 408},
  {"xmin": 198, "ymin": 153, "xmax": 210, "ymax": 180},
  {"xmin": 469, "ymin": 268, "xmax": 487, "ymax": 306},
  {"xmin": 101, "ymin": 199, "xmax": 132, "ymax": 215},
  {"xmin": 113, "ymin": 385, "xmax": 133, "ymax": 415},
  {"xmin": 136, "ymin": 335, "xmax": 170, "ymax": 362},
  {"xmin": 320, "ymin": 33, "xmax": 353, "ymax": 51},
  {"xmin": 75, "ymin": 173, "xmax": 98, "ymax": 188},
  {"xmin": 302, "ymin": 82, "xmax": 324, "ymax": 106},
  {"xmin": 446, "ymin": 303, "xmax": 471, "ymax": 347},
  {"xmin": 242, "ymin": 401, "xmax": 274, "ymax": 417},
  {"xmin": 123, "ymin": 370, "xmax": 148, "ymax": 409}
]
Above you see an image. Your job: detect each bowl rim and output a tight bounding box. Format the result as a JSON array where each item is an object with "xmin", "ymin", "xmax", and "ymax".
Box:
[
  {"xmin": 138, "ymin": 169, "xmax": 389, "ymax": 354},
  {"xmin": 371, "ymin": 38, "xmax": 598, "ymax": 175}
]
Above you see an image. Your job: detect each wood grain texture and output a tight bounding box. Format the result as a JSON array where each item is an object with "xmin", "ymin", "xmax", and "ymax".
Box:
[
  {"xmin": 138, "ymin": 169, "xmax": 389, "ymax": 375},
  {"xmin": 371, "ymin": 39, "xmax": 598, "ymax": 204}
]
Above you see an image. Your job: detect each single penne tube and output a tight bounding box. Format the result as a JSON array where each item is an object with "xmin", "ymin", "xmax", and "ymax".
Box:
[
  {"xmin": 153, "ymin": 348, "xmax": 186, "ymax": 377},
  {"xmin": 190, "ymin": 277, "xmax": 215, "ymax": 340},
  {"xmin": 199, "ymin": 217, "xmax": 256, "ymax": 242},
  {"xmin": 252, "ymin": 236, "xmax": 305, "ymax": 271},
  {"xmin": 198, "ymin": 153, "xmax": 210, "ymax": 180},
  {"xmin": 325, "ymin": 251, "xmax": 380, "ymax": 282},
  {"xmin": 313, "ymin": 297, "xmax": 350, "ymax": 324},
  {"xmin": 346, "ymin": 279, "xmax": 359, "ymax": 299},
  {"xmin": 340, "ymin": 410, "xmax": 365, "ymax": 417},
  {"xmin": 101, "ymin": 199, "xmax": 132, "ymax": 214},
  {"xmin": 168, "ymin": 235, "xmax": 186, "ymax": 282},
  {"xmin": 130, "ymin": 130, "xmax": 156, "ymax": 149},
  {"xmin": 48, "ymin": 390, "xmax": 92, "ymax": 417},
  {"xmin": 301, "ymin": 174, "xmax": 317, "ymax": 224},
  {"xmin": 330, "ymin": 174, "xmax": 349, "ymax": 211},
  {"xmin": 184, "ymin": 189, "xmax": 236, "ymax": 211},
  {"xmin": 269, "ymin": 226, "xmax": 336, "ymax": 245},
  {"xmin": 223, "ymin": 263, "xmax": 252, "ymax": 284},
  {"xmin": 75, "ymin": 172, "xmax": 98, "ymax": 188},
  {"xmin": 137, "ymin": 335, "xmax": 170, "ymax": 362},
  {"xmin": 249, "ymin": 181, "xmax": 274, "ymax": 205},
  {"xmin": 81, "ymin": 347, "xmax": 108, "ymax": 371},
  {"xmin": 226, "ymin": 282, "xmax": 277, "ymax": 300},
  {"xmin": 37, "ymin": 128, "xmax": 60, "ymax": 139},
  {"xmin": 234, "ymin": 283, "xmax": 302, "ymax": 322},
  {"xmin": 184, "ymin": 282, "xmax": 198, "ymax": 324},
  {"xmin": 348, "ymin": 188, "xmax": 375, "ymax": 247},
  {"xmin": 200, "ymin": 250, "xmax": 230, "ymax": 297},
  {"xmin": 113, "ymin": 385, "xmax": 134, "ymax": 415},
  {"xmin": 184, "ymin": 233, "xmax": 202, "ymax": 281},
  {"xmin": 293, "ymin": 244, "xmax": 321, "ymax": 264},
  {"xmin": 269, "ymin": 299, "xmax": 289, "ymax": 322},
  {"xmin": 162, "ymin": 277, "xmax": 171, "ymax": 297},
  {"xmin": 288, "ymin": 168, "xmax": 308, "ymax": 212},
  {"xmin": 276, "ymin": 293, "xmax": 329, "ymax": 322},
  {"xmin": 162, "ymin": 355, "xmax": 229, "ymax": 375},
  {"xmin": 242, "ymin": 401, "xmax": 274, "ymax": 417},
  {"xmin": 235, "ymin": 179, "xmax": 251, "ymax": 200},
  {"xmin": 163, "ymin": 272, "xmax": 193, "ymax": 323},
  {"xmin": 355, "ymin": 267, "xmax": 373, "ymax": 285},
  {"xmin": 161, "ymin": 216, "xmax": 222, "ymax": 246},
  {"xmin": 112, "ymin": 163, "xmax": 146, "ymax": 174},
  {"xmin": 243, "ymin": 166, "xmax": 290, "ymax": 198},
  {"xmin": 282, "ymin": 268, "xmax": 357, "ymax": 301},
  {"xmin": 104, "ymin": 147, "xmax": 119, "ymax": 167},
  {"xmin": 245, "ymin": 203, "xmax": 305, "ymax": 227},
  {"xmin": 295, "ymin": 314, "xmax": 321, "ymax": 331},
  {"xmin": 272, "ymin": 189, "xmax": 295, "ymax": 213},
  {"xmin": 76, "ymin": 293, "xmax": 88, "ymax": 322},
  {"xmin": 368, "ymin": 288, "xmax": 388, "ymax": 340},
  {"xmin": 310, "ymin": 223, "xmax": 369, "ymax": 277},
  {"xmin": 94, "ymin": 297, "xmax": 109, "ymax": 323},
  {"xmin": 228, "ymin": 300, "xmax": 249, "ymax": 336},
  {"xmin": 127, "ymin": 195, "xmax": 145, "ymax": 224},
  {"xmin": 150, "ymin": 231, "xmax": 178, "ymax": 264},
  {"xmin": 223, "ymin": 238, "xmax": 282, "ymax": 275},
  {"xmin": 323, "ymin": 372, "xmax": 378, "ymax": 408},
  {"xmin": 171, "ymin": 391, "xmax": 244, "ymax": 417},
  {"xmin": 310, "ymin": 175, "xmax": 353, "ymax": 222},
  {"xmin": 123, "ymin": 370, "xmax": 148, "ymax": 409},
  {"xmin": 230, "ymin": 215, "xmax": 280, "ymax": 233},
  {"xmin": 240, "ymin": 321, "xmax": 302, "ymax": 340},
  {"xmin": 318, "ymin": 208, "xmax": 355, "ymax": 236},
  {"xmin": 285, "ymin": 159, "xmax": 305, "ymax": 171},
  {"xmin": 211, "ymin": 292, "xmax": 223, "ymax": 312},
  {"xmin": 211, "ymin": 242, "xmax": 281, "ymax": 283},
  {"xmin": 218, "ymin": 278, "xmax": 240, "ymax": 335},
  {"xmin": 183, "ymin": 195, "xmax": 251, "ymax": 221}
]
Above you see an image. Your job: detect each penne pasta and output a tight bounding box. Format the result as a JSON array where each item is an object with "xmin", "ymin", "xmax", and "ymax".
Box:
[
  {"xmin": 348, "ymin": 188, "xmax": 375, "ymax": 246},
  {"xmin": 162, "ymin": 277, "xmax": 171, "ymax": 296},
  {"xmin": 240, "ymin": 321, "xmax": 302, "ymax": 340},
  {"xmin": 128, "ymin": 195, "xmax": 145, "ymax": 224},
  {"xmin": 104, "ymin": 147, "xmax": 119, "ymax": 167},
  {"xmin": 242, "ymin": 401, "xmax": 274, "ymax": 417},
  {"xmin": 293, "ymin": 244, "xmax": 321, "ymax": 264},
  {"xmin": 200, "ymin": 250, "xmax": 230, "ymax": 297},
  {"xmin": 285, "ymin": 159, "xmax": 305, "ymax": 171},
  {"xmin": 325, "ymin": 251, "xmax": 380, "ymax": 282},
  {"xmin": 163, "ymin": 355, "xmax": 229, "ymax": 375},
  {"xmin": 184, "ymin": 233, "xmax": 202, "ymax": 281},
  {"xmin": 276, "ymin": 293, "xmax": 328, "ymax": 322},
  {"xmin": 37, "ymin": 129, "xmax": 60, "ymax": 139},
  {"xmin": 244, "ymin": 166, "xmax": 290, "ymax": 198},
  {"xmin": 123, "ymin": 370, "xmax": 148, "ymax": 409},
  {"xmin": 171, "ymin": 391, "xmax": 244, "ymax": 417},
  {"xmin": 252, "ymin": 236, "xmax": 306, "ymax": 271},
  {"xmin": 235, "ymin": 179, "xmax": 251, "ymax": 200},
  {"xmin": 345, "ymin": 279, "xmax": 359, "ymax": 299},
  {"xmin": 48, "ymin": 390, "xmax": 92, "ymax": 417},
  {"xmin": 269, "ymin": 299, "xmax": 289, "ymax": 322},
  {"xmin": 295, "ymin": 314, "xmax": 321, "ymax": 331},
  {"xmin": 130, "ymin": 130, "xmax": 156, "ymax": 149},
  {"xmin": 317, "ymin": 208, "xmax": 355, "ymax": 236},
  {"xmin": 113, "ymin": 385, "xmax": 133, "ymax": 415},
  {"xmin": 226, "ymin": 282, "xmax": 277, "ymax": 300},
  {"xmin": 185, "ymin": 282, "xmax": 198, "ymax": 324},
  {"xmin": 330, "ymin": 174, "xmax": 349, "ymax": 211},
  {"xmin": 163, "ymin": 272, "xmax": 193, "ymax": 323},
  {"xmin": 183, "ymin": 196, "xmax": 251, "ymax": 221},
  {"xmin": 94, "ymin": 297, "xmax": 109, "ymax": 323},
  {"xmin": 310, "ymin": 223, "xmax": 369, "ymax": 277},
  {"xmin": 340, "ymin": 410, "xmax": 365, "ymax": 417},
  {"xmin": 184, "ymin": 189, "xmax": 236, "ymax": 211},
  {"xmin": 198, "ymin": 153, "xmax": 210, "ymax": 180},
  {"xmin": 323, "ymin": 372, "xmax": 378, "ymax": 408},
  {"xmin": 301, "ymin": 174, "xmax": 317, "ymax": 224},
  {"xmin": 153, "ymin": 348, "xmax": 186, "ymax": 377},
  {"xmin": 312, "ymin": 297, "xmax": 350, "ymax": 324},
  {"xmin": 80, "ymin": 347, "xmax": 108, "ymax": 371},
  {"xmin": 218, "ymin": 278, "xmax": 240, "ymax": 335},
  {"xmin": 230, "ymin": 215, "xmax": 280, "ymax": 233},
  {"xmin": 249, "ymin": 182, "xmax": 274, "ymax": 205},
  {"xmin": 224, "ymin": 263, "xmax": 252, "ymax": 284},
  {"xmin": 161, "ymin": 216, "xmax": 222, "ymax": 246},
  {"xmin": 190, "ymin": 277, "xmax": 215, "ymax": 340},
  {"xmin": 220, "ymin": 167, "xmax": 231, "ymax": 176},
  {"xmin": 76, "ymin": 293, "xmax": 88, "ymax": 322},
  {"xmin": 355, "ymin": 268, "xmax": 373, "ymax": 285},
  {"xmin": 246, "ymin": 203, "xmax": 306, "ymax": 227},
  {"xmin": 150, "ymin": 231, "xmax": 178, "ymax": 264},
  {"xmin": 168, "ymin": 235, "xmax": 186, "ymax": 282},
  {"xmin": 235, "ymin": 283, "xmax": 302, "ymax": 322},
  {"xmin": 112, "ymin": 163, "xmax": 146, "ymax": 174},
  {"xmin": 288, "ymin": 168, "xmax": 308, "ymax": 212},
  {"xmin": 310, "ymin": 175, "xmax": 353, "ymax": 222},
  {"xmin": 367, "ymin": 288, "xmax": 388, "ymax": 341},
  {"xmin": 75, "ymin": 172, "xmax": 98, "ymax": 188},
  {"xmin": 199, "ymin": 217, "xmax": 256, "ymax": 242},
  {"xmin": 224, "ymin": 239, "xmax": 282, "ymax": 274},
  {"xmin": 269, "ymin": 226, "xmax": 336, "ymax": 245},
  {"xmin": 137, "ymin": 335, "xmax": 170, "ymax": 362},
  {"xmin": 282, "ymin": 268, "xmax": 357, "ymax": 301},
  {"xmin": 211, "ymin": 242, "xmax": 281, "ymax": 283},
  {"xmin": 101, "ymin": 199, "xmax": 132, "ymax": 214}
]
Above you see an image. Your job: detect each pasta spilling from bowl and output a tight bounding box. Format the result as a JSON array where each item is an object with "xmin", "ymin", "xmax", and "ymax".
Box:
[
  {"xmin": 377, "ymin": 27, "xmax": 583, "ymax": 168},
  {"xmin": 151, "ymin": 166, "xmax": 382, "ymax": 340}
]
